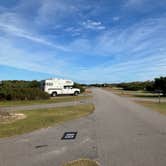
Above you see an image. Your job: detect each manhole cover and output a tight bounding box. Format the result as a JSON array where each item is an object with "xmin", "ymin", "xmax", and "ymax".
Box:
[{"xmin": 61, "ymin": 132, "xmax": 77, "ymax": 140}]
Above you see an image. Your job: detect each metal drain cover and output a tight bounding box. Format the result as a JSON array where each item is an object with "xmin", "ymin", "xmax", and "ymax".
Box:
[{"xmin": 61, "ymin": 132, "xmax": 77, "ymax": 140}]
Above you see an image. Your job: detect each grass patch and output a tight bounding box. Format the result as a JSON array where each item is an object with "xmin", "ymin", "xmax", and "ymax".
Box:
[
  {"xmin": 0, "ymin": 95, "xmax": 92, "ymax": 107},
  {"xmin": 136, "ymin": 101, "xmax": 166, "ymax": 115},
  {"xmin": 63, "ymin": 159, "xmax": 99, "ymax": 166},
  {"xmin": 0, "ymin": 104, "xmax": 94, "ymax": 138},
  {"xmin": 104, "ymin": 87, "xmax": 161, "ymax": 98}
]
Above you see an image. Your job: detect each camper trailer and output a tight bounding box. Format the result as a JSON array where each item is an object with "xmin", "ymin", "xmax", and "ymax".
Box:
[{"xmin": 41, "ymin": 78, "xmax": 80, "ymax": 96}]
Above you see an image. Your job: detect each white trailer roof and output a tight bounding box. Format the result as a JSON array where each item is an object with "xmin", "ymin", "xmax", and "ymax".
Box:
[{"xmin": 45, "ymin": 78, "xmax": 74, "ymax": 86}]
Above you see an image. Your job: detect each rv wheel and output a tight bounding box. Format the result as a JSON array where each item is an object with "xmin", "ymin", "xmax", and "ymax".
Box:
[
  {"xmin": 74, "ymin": 91, "xmax": 79, "ymax": 96},
  {"xmin": 52, "ymin": 92, "xmax": 57, "ymax": 97}
]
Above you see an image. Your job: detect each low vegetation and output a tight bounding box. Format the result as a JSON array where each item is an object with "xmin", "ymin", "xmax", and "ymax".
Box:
[
  {"xmin": 73, "ymin": 83, "xmax": 85, "ymax": 93},
  {"xmin": 0, "ymin": 95, "xmax": 92, "ymax": 107},
  {"xmin": 0, "ymin": 80, "xmax": 49, "ymax": 101},
  {"xmin": 106, "ymin": 87, "xmax": 159, "ymax": 98},
  {"xmin": 101, "ymin": 77, "xmax": 166, "ymax": 99},
  {"xmin": 110, "ymin": 77, "xmax": 166, "ymax": 96},
  {"xmin": 0, "ymin": 111, "xmax": 26, "ymax": 123},
  {"xmin": 135, "ymin": 101, "xmax": 166, "ymax": 115},
  {"xmin": 63, "ymin": 159, "xmax": 99, "ymax": 166},
  {"xmin": 0, "ymin": 87, "xmax": 49, "ymax": 101},
  {"xmin": 0, "ymin": 104, "xmax": 94, "ymax": 138}
]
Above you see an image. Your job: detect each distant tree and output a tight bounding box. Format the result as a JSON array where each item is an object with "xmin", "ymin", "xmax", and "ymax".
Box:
[
  {"xmin": 154, "ymin": 77, "xmax": 166, "ymax": 96},
  {"xmin": 145, "ymin": 81, "xmax": 155, "ymax": 92}
]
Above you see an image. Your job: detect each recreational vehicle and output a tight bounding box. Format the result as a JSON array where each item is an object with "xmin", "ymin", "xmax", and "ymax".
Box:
[{"xmin": 41, "ymin": 78, "xmax": 80, "ymax": 96}]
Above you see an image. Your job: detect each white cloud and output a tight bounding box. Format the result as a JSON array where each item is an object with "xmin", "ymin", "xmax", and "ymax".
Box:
[
  {"xmin": 82, "ymin": 20, "xmax": 106, "ymax": 30},
  {"xmin": 0, "ymin": 37, "xmax": 67, "ymax": 76},
  {"xmin": 112, "ymin": 16, "xmax": 120, "ymax": 21},
  {"xmin": 70, "ymin": 53, "xmax": 166, "ymax": 83},
  {"xmin": 94, "ymin": 17, "xmax": 166, "ymax": 56},
  {"xmin": 63, "ymin": 16, "xmax": 166, "ymax": 82},
  {"xmin": 0, "ymin": 22, "xmax": 69, "ymax": 51},
  {"xmin": 36, "ymin": 0, "xmax": 79, "ymax": 25}
]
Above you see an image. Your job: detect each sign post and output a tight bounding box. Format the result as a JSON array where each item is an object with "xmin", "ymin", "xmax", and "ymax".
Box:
[
  {"xmin": 155, "ymin": 90, "xmax": 162, "ymax": 104},
  {"xmin": 158, "ymin": 92, "xmax": 161, "ymax": 104}
]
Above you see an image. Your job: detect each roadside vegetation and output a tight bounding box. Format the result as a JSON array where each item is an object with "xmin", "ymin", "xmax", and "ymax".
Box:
[
  {"xmin": 0, "ymin": 95, "xmax": 91, "ymax": 107},
  {"xmin": 135, "ymin": 101, "xmax": 166, "ymax": 115},
  {"xmin": 0, "ymin": 104, "xmax": 94, "ymax": 138},
  {"xmin": 73, "ymin": 83, "xmax": 85, "ymax": 93},
  {"xmin": 63, "ymin": 159, "xmax": 99, "ymax": 166},
  {"xmin": 111, "ymin": 77, "xmax": 166, "ymax": 96},
  {"xmin": 0, "ymin": 80, "xmax": 49, "ymax": 101},
  {"xmin": 102, "ymin": 76, "xmax": 166, "ymax": 98}
]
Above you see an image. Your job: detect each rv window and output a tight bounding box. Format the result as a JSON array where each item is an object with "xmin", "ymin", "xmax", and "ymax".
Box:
[
  {"xmin": 46, "ymin": 83, "xmax": 53, "ymax": 86},
  {"xmin": 64, "ymin": 86, "xmax": 72, "ymax": 89}
]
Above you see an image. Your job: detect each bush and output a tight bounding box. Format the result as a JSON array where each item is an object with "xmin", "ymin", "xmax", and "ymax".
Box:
[
  {"xmin": 0, "ymin": 80, "xmax": 40, "ymax": 89},
  {"xmin": 115, "ymin": 81, "xmax": 154, "ymax": 91},
  {"xmin": 73, "ymin": 83, "xmax": 85, "ymax": 93},
  {"xmin": 154, "ymin": 77, "xmax": 166, "ymax": 96},
  {"xmin": 0, "ymin": 88, "xmax": 49, "ymax": 101}
]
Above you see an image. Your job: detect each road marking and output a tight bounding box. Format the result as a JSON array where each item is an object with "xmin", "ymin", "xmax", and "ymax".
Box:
[{"xmin": 61, "ymin": 132, "xmax": 77, "ymax": 140}]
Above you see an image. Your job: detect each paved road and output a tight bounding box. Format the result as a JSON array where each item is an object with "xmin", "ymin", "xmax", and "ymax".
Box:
[
  {"xmin": 0, "ymin": 99, "xmax": 91, "ymax": 112},
  {"xmin": 93, "ymin": 88, "xmax": 166, "ymax": 166},
  {"xmin": 0, "ymin": 88, "xmax": 166, "ymax": 166}
]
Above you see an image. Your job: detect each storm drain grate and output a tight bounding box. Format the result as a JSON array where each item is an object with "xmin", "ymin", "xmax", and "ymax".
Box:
[
  {"xmin": 35, "ymin": 144, "xmax": 48, "ymax": 149},
  {"xmin": 61, "ymin": 132, "xmax": 77, "ymax": 140}
]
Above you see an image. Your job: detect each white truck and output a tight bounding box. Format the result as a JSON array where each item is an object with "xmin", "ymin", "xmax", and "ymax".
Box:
[{"xmin": 41, "ymin": 78, "xmax": 80, "ymax": 97}]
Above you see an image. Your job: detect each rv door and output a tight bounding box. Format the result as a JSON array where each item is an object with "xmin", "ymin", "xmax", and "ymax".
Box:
[{"xmin": 63, "ymin": 86, "xmax": 73, "ymax": 94}]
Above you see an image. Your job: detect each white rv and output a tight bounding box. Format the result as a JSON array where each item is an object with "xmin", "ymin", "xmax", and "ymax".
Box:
[{"xmin": 41, "ymin": 78, "xmax": 80, "ymax": 96}]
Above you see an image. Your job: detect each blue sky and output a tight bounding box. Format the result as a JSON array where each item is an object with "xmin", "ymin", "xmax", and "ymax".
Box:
[{"xmin": 0, "ymin": 0, "xmax": 166, "ymax": 83}]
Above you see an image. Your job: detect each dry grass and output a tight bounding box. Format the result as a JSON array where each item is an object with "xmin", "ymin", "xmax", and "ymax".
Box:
[
  {"xmin": 0, "ymin": 104, "xmax": 94, "ymax": 138},
  {"xmin": 0, "ymin": 111, "xmax": 26, "ymax": 124},
  {"xmin": 135, "ymin": 101, "xmax": 166, "ymax": 115},
  {"xmin": 84, "ymin": 89, "xmax": 92, "ymax": 94},
  {"xmin": 63, "ymin": 159, "xmax": 99, "ymax": 166},
  {"xmin": 0, "ymin": 95, "xmax": 92, "ymax": 107},
  {"xmin": 104, "ymin": 87, "xmax": 160, "ymax": 98}
]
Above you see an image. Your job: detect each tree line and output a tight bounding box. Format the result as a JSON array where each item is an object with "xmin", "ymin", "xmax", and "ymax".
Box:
[{"xmin": 89, "ymin": 77, "xmax": 166, "ymax": 96}]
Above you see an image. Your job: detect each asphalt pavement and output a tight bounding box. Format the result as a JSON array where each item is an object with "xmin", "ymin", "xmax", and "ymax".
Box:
[{"xmin": 0, "ymin": 88, "xmax": 166, "ymax": 166}]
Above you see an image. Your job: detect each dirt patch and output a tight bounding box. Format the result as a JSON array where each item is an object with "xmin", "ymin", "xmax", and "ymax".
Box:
[
  {"xmin": 85, "ymin": 89, "xmax": 92, "ymax": 94},
  {"xmin": 0, "ymin": 111, "xmax": 26, "ymax": 123},
  {"xmin": 63, "ymin": 159, "xmax": 100, "ymax": 166}
]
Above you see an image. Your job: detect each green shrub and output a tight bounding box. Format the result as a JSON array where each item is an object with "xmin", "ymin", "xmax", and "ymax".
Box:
[
  {"xmin": 0, "ymin": 88, "xmax": 49, "ymax": 101},
  {"xmin": 154, "ymin": 77, "xmax": 166, "ymax": 96},
  {"xmin": 115, "ymin": 81, "xmax": 154, "ymax": 91},
  {"xmin": 0, "ymin": 80, "xmax": 40, "ymax": 89},
  {"xmin": 73, "ymin": 83, "xmax": 85, "ymax": 93}
]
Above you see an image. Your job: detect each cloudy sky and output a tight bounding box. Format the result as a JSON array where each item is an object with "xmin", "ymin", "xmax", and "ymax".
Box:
[{"xmin": 0, "ymin": 0, "xmax": 166, "ymax": 83}]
